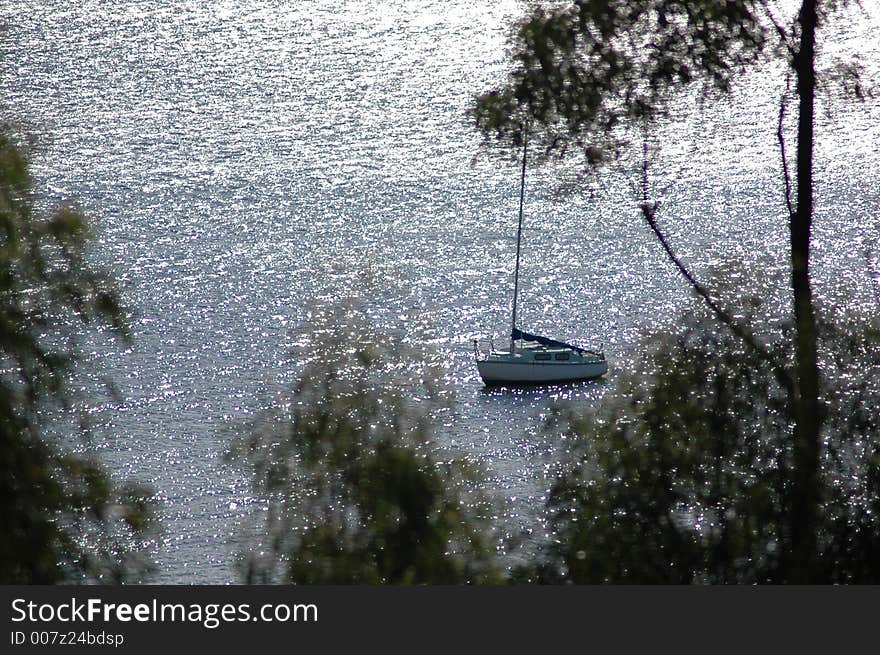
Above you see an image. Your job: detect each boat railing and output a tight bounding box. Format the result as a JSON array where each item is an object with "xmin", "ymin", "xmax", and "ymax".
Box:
[
  {"xmin": 475, "ymin": 337, "xmax": 604, "ymax": 360},
  {"xmin": 568, "ymin": 341, "xmax": 605, "ymax": 359},
  {"xmin": 584, "ymin": 347, "xmax": 606, "ymax": 360},
  {"xmin": 473, "ymin": 338, "xmax": 498, "ymax": 358}
]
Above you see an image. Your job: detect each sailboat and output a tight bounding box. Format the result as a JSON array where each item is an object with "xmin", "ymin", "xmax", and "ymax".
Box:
[{"xmin": 475, "ymin": 129, "xmax": 608, "ymax": 386}]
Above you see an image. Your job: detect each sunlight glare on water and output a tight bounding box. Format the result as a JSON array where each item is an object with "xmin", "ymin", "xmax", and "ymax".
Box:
[{"xmin": 0, "ymin": 0, "xmax": 878, "ymax": 581}]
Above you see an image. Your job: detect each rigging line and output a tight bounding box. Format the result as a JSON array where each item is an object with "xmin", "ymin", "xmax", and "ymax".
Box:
[{"xmin": 511, "ymin": 124, "xmax": 527, "ymax": 352}]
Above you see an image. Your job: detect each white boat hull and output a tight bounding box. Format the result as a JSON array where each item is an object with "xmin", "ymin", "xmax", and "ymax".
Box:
[
  {"xmin": 476, "ymin": 358, "xmax": 608, "ymax": 385},
  {"xmin": 476, "ymin": 132, "xmax": 609, "ymax": 387}
]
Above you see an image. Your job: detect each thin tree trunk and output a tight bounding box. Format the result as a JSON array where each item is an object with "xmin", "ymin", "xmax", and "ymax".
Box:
[{"xmin": 788, "ymin": 0, "xmax": 822, "ymax": 583}]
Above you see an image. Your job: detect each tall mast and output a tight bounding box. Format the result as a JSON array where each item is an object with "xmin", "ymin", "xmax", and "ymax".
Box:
[{"xmin": 510, "ymin": 125, "xmax": 527, "ymax": 353}]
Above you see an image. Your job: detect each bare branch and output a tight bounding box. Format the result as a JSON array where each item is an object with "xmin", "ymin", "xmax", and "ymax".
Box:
[
  {"xmin": 639, "ymin": 201, "xmax": 794, "ymax": 395},
  {"xmin": 635, "ymin": 129, "xmax": 795, "ymax": 395},
  {"xmin": 759, "ymin": 0, "xmax": 797, "ymax": 57},
  {"xmin": 777, "ymin": 74, "xmax": 795, "ymax": 220},
  {"xmin": 641, "ymin": 131, "xmax": 650, "ymax": 205},
  {"xmin": 866, "ymin": 242, "xmax": 880, "ymax": 309}
]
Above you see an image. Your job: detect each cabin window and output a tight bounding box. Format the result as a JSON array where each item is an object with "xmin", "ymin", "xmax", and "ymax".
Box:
[
  {"xmin": 534, "ymin": 353, "xmax": 552, "ymax": 361},
  {"xmin": 554, "ymin": 353, "xmax": 570, "ymax": 361}
]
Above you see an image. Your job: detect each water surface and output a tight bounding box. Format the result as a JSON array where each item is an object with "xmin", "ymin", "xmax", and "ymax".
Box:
[{"xmin": 1, "ymin": 1, "xmax": 878, "ymax": 582}]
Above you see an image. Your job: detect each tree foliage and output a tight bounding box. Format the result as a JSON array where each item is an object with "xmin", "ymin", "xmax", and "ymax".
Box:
[
  {"xmin": 0, "ymin": 130, "xmax": 155, "ymax": 583},
  {"xmin": 229, "ymin": 304, "xmax": 501, "ymax": 584},
  {"xmin": 540, "ymin": 297, "xmax": 880, "ymax": 583},
  {"xmin": 474, "ymin": 0, "xmax": 768, "ymax": 158},
  {"xmin": 472, "ymin": 0, "xmax": 872, "ymax": 581}
]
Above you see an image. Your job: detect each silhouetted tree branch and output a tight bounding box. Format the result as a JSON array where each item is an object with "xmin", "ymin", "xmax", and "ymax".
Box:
[
  {"xmin": 636, "ymin": 133, "xmax": 795, "ymax": 394},
  {"xmin": 866, "ymin": 243, "xmax": 880, "ymax": 309},
  {"xmin": 778, "ymin": 74, "xmax": 795, "ymax": 220},
  {"xmin": 0, "ymin": 130, "xmax": 155, "ymax": 583},
  {"xmin": 473, "ymin": 0, "xmax": 870, "ymax": 582}
]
